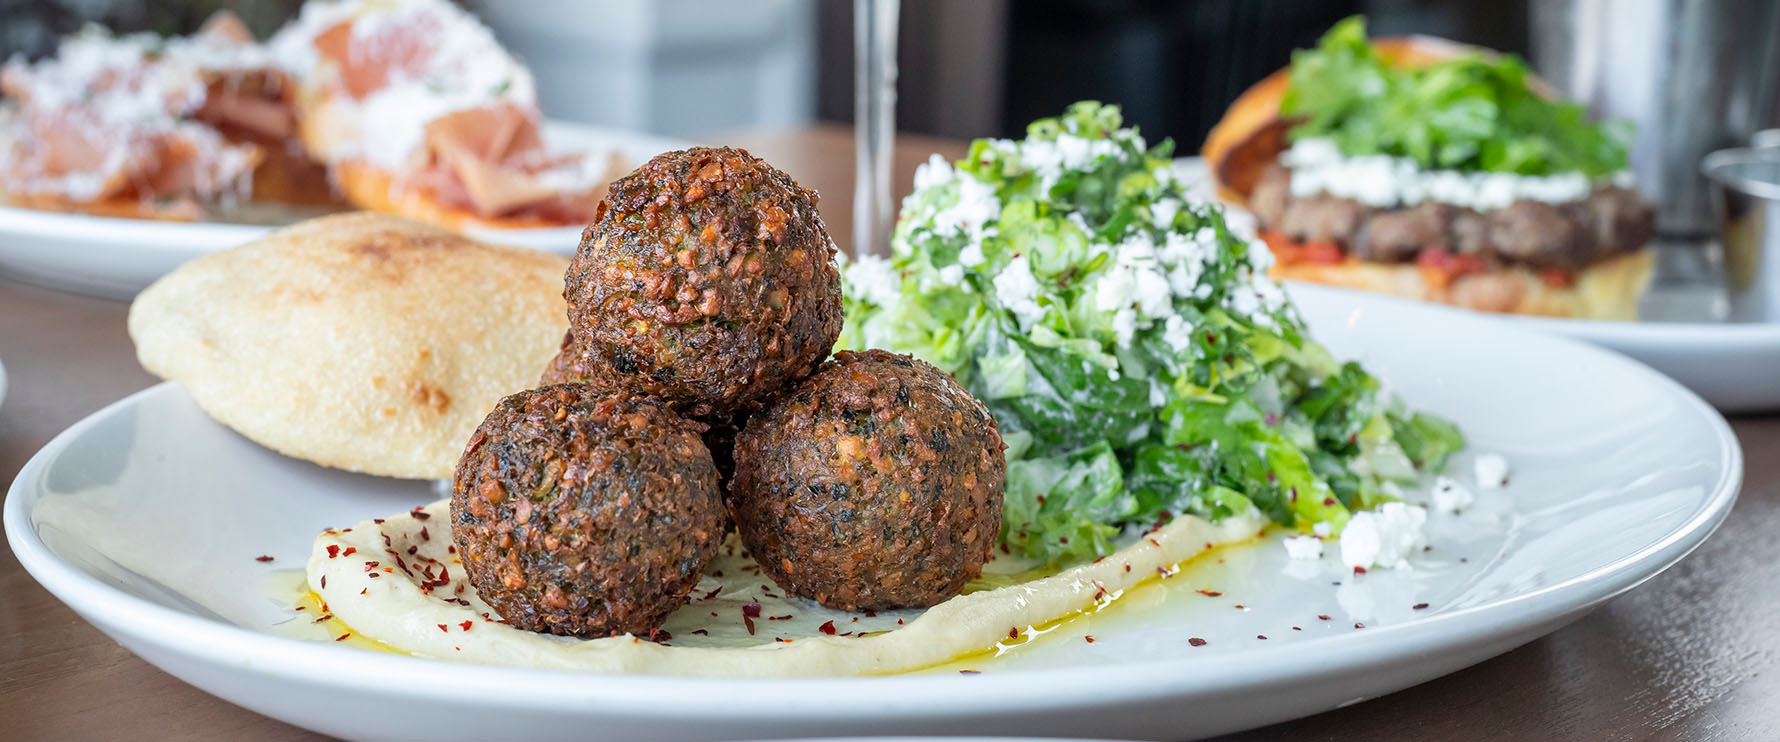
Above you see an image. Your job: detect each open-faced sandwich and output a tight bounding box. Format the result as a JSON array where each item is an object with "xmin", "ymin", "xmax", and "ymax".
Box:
[
  {"xmin": 194, "ymin": 104, "xmax": 1479, "ymax": 676},
  {"xmin": 0, "ymin": 0, "xmax": 622, "ymax": 229},
  {"xmin": 1203, "ymin": 17, "xmax": 1655, "ymax": 320}
]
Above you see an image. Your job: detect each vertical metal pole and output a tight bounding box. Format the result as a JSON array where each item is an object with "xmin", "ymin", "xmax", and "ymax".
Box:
[{"xmin": 854, "ymin": 0, "xmax": 899, "ymax": 257}]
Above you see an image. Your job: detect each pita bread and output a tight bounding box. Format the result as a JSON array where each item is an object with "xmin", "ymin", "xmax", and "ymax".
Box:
[{"xmin": 129, "ymin": 212, "xmax": 570, "ymax": 479}]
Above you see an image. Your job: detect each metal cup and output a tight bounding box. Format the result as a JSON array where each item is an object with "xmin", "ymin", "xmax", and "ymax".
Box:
[{"xmin": 1702, "ymin": 147, "xmax": 1780, "ymax": 321}]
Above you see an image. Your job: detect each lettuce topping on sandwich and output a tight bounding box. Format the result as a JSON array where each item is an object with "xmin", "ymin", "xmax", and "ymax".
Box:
[
  {"xmin": 1283, "ymin": 16, "xmax": 1629, "ymax": 177},
  {"xmin": 841, "ymin": 102, "xmax": 1462, "ymax": 565}
]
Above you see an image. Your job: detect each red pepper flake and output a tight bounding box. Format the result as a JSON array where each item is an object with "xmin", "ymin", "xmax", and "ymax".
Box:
[
  {"xmin": 819, "ymin": 620, "xmax": 837, "ymax": 635},
  {"xmin": 958, "ymin": 669, "xmax": 981, "ymax": 675},
  {"xmin": 703, "ymin": 586, "xmax": 724, "ymax": 600},
  {"xmin": 774, "ymin": 637, "xmax": 792, "ymax": 643},
  {"xmin": 1353, "ymin": 566, "xmax": 1368, "ymax": 575},
  {"xmin": 1292, "ymin": 626, "xmax": 1302, "ymax": 631},
  {"xmin": 320, "ymin": 576, "xmax": 327, "ymax": 589},
  {"xmin": 1090, "ymin": 579, "xmax": 1108, "ymax": 602},
  {"xmin": 1413, "ymin": 603, "xmax": 1430, "ymax": 610},
  {"xmin": 368, "ymin": 573, "xmax": 382, "ymax": 579},
  {"xmin": 743, "ymin": 617, "xmax": 757, "ymax": 635},
  {"xmin": 382, "ymin": 567, "xmax": 393, "ymax": 573},
  {"xmin": 359, "ymin": 588, "xmax": 367, "ymax": 595},
  {"xmin": 437, "ymin": 624, "xmax": 449, "ymax": 633},
  {"xmin": 373, "ymin": 518, "xmax": 385, "ymax": 524},
  {"xmin": 447, "ymin": 545, "xmax": 457, "ymax": 554},
  {"xmin": 1323, "ymin": 497, "xmax": 1337, "ymax": 507},
  {"xmin": 1124, "ymin": 563, "xmax": 1131, "ymax": 573},
  {"xmin": 768, "ymin": 615, "xmax": 792, "ymax": 621},
  {"xmin": 1059, "ymin": 537, "xmax": 1069, "ymax": 544},
  {"xmin": 1157, "ymin": 566, "xmax": 1177, "ymax": 578},
  {"xmin": 419, "ymin": 526, "xmax": 431, "ymax": 541},
  {"xmin": 312, "ymin": 613, "xmax": 333, "ymax": 623},
  {"xmin": 326, "ymin": 545, "xmax": 341, "ymax": 559},
  {"xmin": 460, "ymin": 620, "xmax": 475, "ymax": 631},
  {"xmin": 1084, "ymin": 635, "xmax": 1095, "ymax": 643},
  {"xmin": 864, "ymin": 610, "xmax": 877, "ymax": 618},
  {"xmin": 1318, "ymin": 614, "xmax": 1331, "ymax": 621},
  {"xmin": 1196, "ymin": 589, "xmax": 1222, "ymax": 597},
  {"xmin": 335, "ymin": 633, "xmax": 351, "ymax": 642},
  {"xmin": 255, "ymin": 555, "xmax": 274, "ymax": 562},
  {"xmin": 691, "ymin": 629, "xmax": 709, "ymax": 636},
  {"xmin": 647, "ymin": 628, "xmax": 670, "ymax": 642},
  {"xmin": 1354, "ymin": 622, "xmax": 1365, "ymax": 629},
  {"xmin": 1234, "ymin": 604, "xmax": 1246, "ymax": 610},
  {"xmin": 294, "ymin": 606, "xmax": 307, "ymax": 612},
  {"xmin": 1188, "ymin": 637, "xmax": 1207, "ymax": 647},
  {"xmin": 407, "ymin": 545, "xmax": 418, "ymax": 556},
  {"xmin": 1008, "ymin": 627, "xmax": 1020, "ymax": 640},
  {"xmin": 897, "ymin": 619, "xmax": 904, "ymax": 625},
  {"xmin": 742, "ymin": 602, "xmax": 762, "ymax": 618},
  {"xmin": 411, "ymin": 509, "xmax": 431, "ymax": 520},
  {"xmin": 342, "ymin": 547, "xmax": 357, "ymax": 556}
]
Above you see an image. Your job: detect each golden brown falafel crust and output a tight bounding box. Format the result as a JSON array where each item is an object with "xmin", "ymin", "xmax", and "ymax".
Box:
[
  {"xmin": 562, "ymin": 147, "xmax": 843, "ymax": 420},
  {"xmin": 450, "ymin": 385, "xmax": 724, "ymax": 637},
  {"xmin": 731, "ymin": 350, "xmax": 1007, "ymax": 612}
]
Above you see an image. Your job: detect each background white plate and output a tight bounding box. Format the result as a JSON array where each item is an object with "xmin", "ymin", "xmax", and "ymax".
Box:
[
  {"xmin": 0, "ymin": 122, "xmax": 689, "ymax": 300},
  {"xmin": 5, "ymin": 285, "xmax": 1738, "ymax": 741},
  {"xmin": 1175, "ymin": 159, "xmax": 1780, "ymax": 412}
]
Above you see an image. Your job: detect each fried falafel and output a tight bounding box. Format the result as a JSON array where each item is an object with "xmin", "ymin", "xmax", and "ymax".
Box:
[
  {"xmin": 562, "ymin": 146, "xmax": 843, "ymax": 420},
  {"xmin": 730, "ymin": 350, "xmax": 1007, "ymax": 612},
  {"xmin": 450, "ymin": 384, "xmax": 724, "ymax": 637}
]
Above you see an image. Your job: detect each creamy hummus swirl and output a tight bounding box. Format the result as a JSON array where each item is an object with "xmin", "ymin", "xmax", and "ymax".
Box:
[{"xmin": 308, "ymin": 499, "xmax": 1264, "ymax": 676}]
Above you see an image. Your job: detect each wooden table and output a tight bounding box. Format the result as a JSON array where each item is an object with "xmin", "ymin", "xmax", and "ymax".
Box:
[{"xmin": 1, "ymin": 126, "xmax": 1776, "ymax": 741}]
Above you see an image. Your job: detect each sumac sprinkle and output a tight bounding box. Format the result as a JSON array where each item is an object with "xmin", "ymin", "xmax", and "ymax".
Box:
[
  {"xmin": 1188, "ymin": 637, "xmax": 1207, "ymax": 647},
  {"xmin": 255, "ymin": 555, "xmax": 274, "ymax": 562},
  {"xmin": 1413, "ymin": 603, "xmax": 1430, "ymax": 610},
  {"xmin": 819, "ymin": 620, "xmax": 837, "ymax": 635}
]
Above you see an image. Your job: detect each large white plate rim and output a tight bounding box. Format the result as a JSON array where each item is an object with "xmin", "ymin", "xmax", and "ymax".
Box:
[{"xmin": 3, "ymin": 319, "xmax": 1740, "ymax": 720}]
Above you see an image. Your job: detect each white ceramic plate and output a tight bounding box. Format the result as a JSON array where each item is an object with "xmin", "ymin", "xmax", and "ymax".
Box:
[
  {"xmin": 6, "ymin": 285, "xmax": 1738, "ymax": 741},
  {"xmin": 0, "ymin": 122, "xmax": 689, "ymax": 300},
  {"xmin": 1177, "ymin": 158, "xmax": 1780, "ymax": 412}
]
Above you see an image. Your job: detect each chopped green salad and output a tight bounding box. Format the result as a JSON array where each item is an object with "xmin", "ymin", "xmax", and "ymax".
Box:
[
  {"xmin": 840, "ymin": 102, "xmax": 1462, "ymax": 565},
  {"xmin": 1282, "ymin": 16, "xmax": 1630, "ymax": 177}
]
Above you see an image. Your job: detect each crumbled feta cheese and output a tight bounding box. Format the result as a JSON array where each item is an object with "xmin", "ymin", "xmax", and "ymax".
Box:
[
  {"xmin": 1018, "ymin": 132, "xmax": 1126, "ymax": 190},
  {"xmin": 1339, "ymin": 503, "xmax": 1427, "ymax": 570},
  {"xmin": 1312, "ymin": 521, "xmax": 1332, "ymax": 538},
  {"xmin": 1282, "ymin": 136, "xmax": 1617, "ymax": 211},
  {"xmin": 1430, "ymin": 476, "xmax": 1473, "ymax": 514},
  {"xmin": 842, "ymin": 254, "xmax": 902, "ymax": 309},
  {"xmin": 936, "ymin": 264, "xmax": 965, "ymax": 285},
  {"xmin": 993, "ymin": 255, "xmax": 1046, "ymax": 330},
  {"xmin": 1473, "ymin": 453, "xmax": 1510, "ymax": 490},
  {"xmin": 1284, "ymin": 535, "xmax": 1325, "ymax": 561}
]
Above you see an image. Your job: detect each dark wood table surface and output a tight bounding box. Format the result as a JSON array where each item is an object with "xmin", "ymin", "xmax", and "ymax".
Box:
[{"xmin": 1, "ymin": 125, "xmax": 1776, "ymax": 741}]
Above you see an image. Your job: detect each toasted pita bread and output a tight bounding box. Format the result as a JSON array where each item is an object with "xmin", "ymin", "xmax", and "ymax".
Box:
[
  {"xmin": 128, "ymin": 212, "xmax": 569, "ymax": 479},
  {"xmin": 1273, "ymin": 249, "xmax": 1653, "ymax": 321}
]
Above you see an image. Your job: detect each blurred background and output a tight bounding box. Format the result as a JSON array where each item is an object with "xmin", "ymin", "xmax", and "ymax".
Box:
[
  {"xmin": 5, "ymin": 0, "xmax": 1774, "ymax": 241},
  {"xmin": 0, "ymin": 0, "xmax": 1530, "ymax": 144}
]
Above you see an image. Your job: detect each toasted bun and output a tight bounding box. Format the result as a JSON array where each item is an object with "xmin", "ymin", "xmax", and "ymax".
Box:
[
  {"xmin": 128, "ymin": 212, "xmax": 570, "ymax": 479},
  {"xmin": 1272, "ymin": 249, "xmax": 1653, "ymax": 320},
  {"xmin": 1203, "ymin": 35, "xmax": 1516, "ymax": 207}
]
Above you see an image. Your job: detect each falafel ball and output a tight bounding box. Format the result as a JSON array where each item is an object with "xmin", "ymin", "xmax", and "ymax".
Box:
[
  {"xmin": 450, "ymin": 385, "xmax": 724, "ymax": 637},
  {"xmin": 730, "ymin": 350, "xmax": 1006, "ymax": 612},
  {"xmin": 541, "ymin": 330, "xmax": 745, "ymax": 489},
  {"xmin": 562, "ymin": 146, "xmax": 843, "ymax": 420}
]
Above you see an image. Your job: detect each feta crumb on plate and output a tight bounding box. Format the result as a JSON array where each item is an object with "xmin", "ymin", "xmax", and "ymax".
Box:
[
  {"xmin": 1339, "ymin": 503, "xmax": 1427, "ymax": 570},
  {"xmin": 1283, "ymin": 535, "xmax": 1325, "ymax": 561},
  {"xmin": 1430, "ymin": 476, "xmax": 1474, "ymax": 514},
  {"xmin": 1474, "ymin": 453, "xmax": 1510, "ymax": 490}
]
